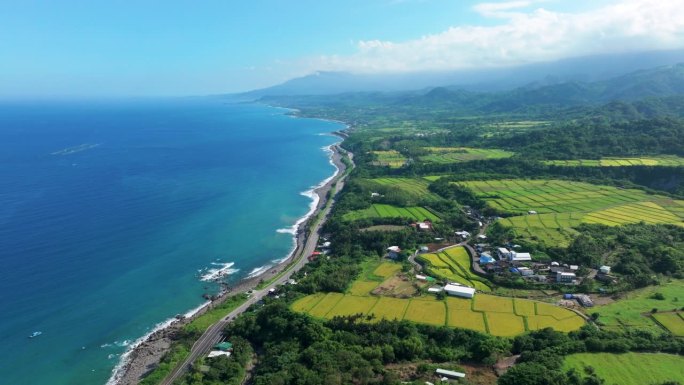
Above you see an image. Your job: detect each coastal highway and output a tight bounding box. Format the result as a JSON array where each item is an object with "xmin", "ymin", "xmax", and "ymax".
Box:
[{"xmin": 159, "ymin": 149, "xmax": 352, "ymax": 385}]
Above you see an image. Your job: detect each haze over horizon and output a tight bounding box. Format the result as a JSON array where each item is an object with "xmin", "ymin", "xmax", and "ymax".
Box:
[{"xmin": 2, "ymin": 0, "xmax": 684, "ymax": 98}]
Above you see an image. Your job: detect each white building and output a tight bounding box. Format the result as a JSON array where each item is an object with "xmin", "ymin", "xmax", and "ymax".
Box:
[
  {"xmin": 455, "ymin": 230, "xmax": 471, "ymax": 239},
  {"xmin": 444, "ymin": 284, "xmax": 476, "ymax": 298},
  {"xmin": 435, "ymin": 368, "xmax": 466, "ymax": 379},
  {"xmin": 600, "ymin": 265, "xmax": 611, "ymax": 274},
  {"xmin": 497, "ymin": 247, "xmax": 511, "ymax": 259},
  {"xmin": 510, "ymin": 252, "xmax": 532, "ymax": 262}
]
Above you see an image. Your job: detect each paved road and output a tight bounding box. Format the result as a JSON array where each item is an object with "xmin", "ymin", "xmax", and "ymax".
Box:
[{"xmin": 160, "ymin": 150, "xmax": 353, "ymax": 385}]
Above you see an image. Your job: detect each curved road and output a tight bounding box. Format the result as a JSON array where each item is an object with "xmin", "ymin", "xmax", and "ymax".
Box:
[{"xmin": 160, "ymin": 149, "xmax": 353, "ymax": 385}]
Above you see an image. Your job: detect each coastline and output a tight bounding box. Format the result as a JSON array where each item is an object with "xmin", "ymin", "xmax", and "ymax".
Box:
[{"xmin": 111, "ymin": 137, "xmax": 347, "ymax": 385}]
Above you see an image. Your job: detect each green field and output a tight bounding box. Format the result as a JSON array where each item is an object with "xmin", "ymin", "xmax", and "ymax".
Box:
[
  {"xmin": 343, "ymin": 203, "xmax": 440, "ymax": 222},
  {"xmin": 563, "ymin": 353, "xmax": 684, "ymax": 385},
  {"xmin": 417, "ymin": 246, "xmax": 491, "ymax": 291},
  {"xmin": 593, "ymin": 280, "xmax": 684, "ymax": 333},
  {"xmin": 459, "ymin": 179, "xmax": 684, "ymax": 247},
  {"xmin": 292, "ymin": 267, "xmax": 584, "ymax": 336},
  {"xmin": 370, "ymin": 150, "xmax": 406, "ymax": 168},
  {"xmin": 652, "ymin": 312, "xmax": 684, "ymax": 336},
  {"xmin": 366, "ymin": 177, "xmax": 440, "ymax": 200},
  {"xmin": 420, "ymin": 147, "xmax": 514, "ymax": 163},
  {"xmin": 544, "ymin": 155, "xmax": 684, "ymax": 167}
]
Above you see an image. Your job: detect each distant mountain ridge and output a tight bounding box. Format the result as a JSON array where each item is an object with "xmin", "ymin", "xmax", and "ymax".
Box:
[
  {"xmin": 258, "ymin": 63, "xmax": 684, "ymax": 118},
  {"xmin": 240, "ymin": 49, "xmax": 684, "ymax": 97}
]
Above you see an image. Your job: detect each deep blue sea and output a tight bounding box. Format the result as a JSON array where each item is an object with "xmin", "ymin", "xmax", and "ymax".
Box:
[{"xmin": 0, "ymin": 99, "xmax": 341, "ymax": 385}]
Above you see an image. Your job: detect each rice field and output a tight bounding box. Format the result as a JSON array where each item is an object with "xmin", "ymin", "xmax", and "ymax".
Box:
[
  {"xmin": 291, "ymin": 290, "xmax": 584, "ymax": 336},
  {"xmin": 583, "ymin": 201, "xmax": 683, "ymax": 226},
  {"xmin": 403, "ymin": 297, "xmax": 447, "ymax": 326},
  {"xmin": 420, "ymin": 147, "xmax": 514, "ymax": 164},
  {"xmin": 370, "ymin": 150, "xmax": 406, "ymax": 168},
  {"xmin": 368, "ymin": 297, "xmax": 410, "ymax": 321},
  {"xmin": 373, "ymin": 262, "xmax": 402, "ymax": 278},
  {"xmin": 544, "ymin": 155, "xmax": 684, "ymax": 167},
  {"xmin": 458, "ymin": 179, "xmax": 684, "ymax": 246},
  {"xmin": 486, "ymin": 313, "xmax": 526, "ymax": 337},
  {"xmin": 343, "ymin": 203, "xmax": 441, "ymax": 222},
  {"xmin": 563, "ymin": 353, "xmax": 684, "ymax": 385},
  {"xmin": 417, "ymin": 246, "xmax": 492, "ymax": 291},
  {"xmin": 474, "ymin": 294, "xmax": 514, "ymax": 313},
  {"xmin": 325, "ymin": 295, "xmax": 379, "ymax": 318},
  {"xmin": 652, "ymin": 312, "xmax": 684, "ymax": 336},
  {"xmin": 308, "ymin": 293, "xmax": 345, "ymax": 318},
  {"xmin": 348, "ymin": 280, "xmax": 380, "ymax": 296}
]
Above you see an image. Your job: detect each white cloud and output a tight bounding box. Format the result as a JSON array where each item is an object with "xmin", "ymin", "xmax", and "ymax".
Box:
[{"xmin": 306, "ymin": 0, "xmax": 684, "ymax": 73}]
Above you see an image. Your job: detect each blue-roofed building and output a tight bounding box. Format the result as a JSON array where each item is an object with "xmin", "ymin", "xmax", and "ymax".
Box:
[{"xmin": 479, "ymin": 253, "xmax": 495, "ymax": 264}]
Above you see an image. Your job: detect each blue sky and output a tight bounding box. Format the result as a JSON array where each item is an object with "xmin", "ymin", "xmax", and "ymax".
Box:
[{"xmin": 0, "ymin": 0, "xmax": 681, "ymax": 97}]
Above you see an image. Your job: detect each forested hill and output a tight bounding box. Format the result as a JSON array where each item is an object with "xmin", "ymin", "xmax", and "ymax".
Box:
[{"xmin": 259, "ymin": 64, "xmax": 684, "ymax": 117}]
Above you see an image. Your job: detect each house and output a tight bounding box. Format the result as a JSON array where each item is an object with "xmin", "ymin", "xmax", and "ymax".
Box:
[
  {"xmin": 444, "ymin": 284, "xmax": 476, "ymax": 298},
  {"xmin": 518, "ymin": 267, "xmax": 534, "ymax": 276},
  {"xmin": 497, "ymin": 247, "xmax": 511, "ymax": 259},
  {"xmin": 308, "ymin": 251, "xmax": 322, "ymax": 261},
  {"xmin": 209, "ymin": 341, "xmax": 233, "ymax": 358},
  {"xmin": 570, "ymin": 265, "xmax": 579, "ymax": 271},
  {"xmin": 435, "ymin": 368, "xmax": 466, "ymax": 379},
  {"xmin": 575, "ymin": 294, "xmax": 594, "ymax": 307},
  {"xmin": 387, "ymin": 246, "xmax": 401, "ymax": 259},
  {"xmin": 455, "ymin": 230, "xmax": 470, "ymax": 239},
  {"xmin": 371, "ymin": 192, "xmax": 381, "ymax": 198},
  {"xmin": 600, "ymin": 265, "xmax": 611, "ymax": 274},
  {"xmin": 509, "ymin": 251, "xmax": 532, "ymax": 262},
  {"xmin": 528, "ymin": 210, "xmax": 538, "ymax": 215},
  {"xmin": 419, "ymin": 246, "xmax": 429, "ymax": 253},
  {"xmin": 416, "ymin": 274, "xmax": 428, "ymax": 281},
  {"xmin": 427, "ymin": 286, "xmax": 444, "ymax": 293},
  {"xmin": 415, "ymin": 221, "xmax": 432, "ymax": 231},
  {"xmin": 557, "ymin": 272, "xmax": 576, "ymax": 283},
  {"xmin": 476, "ymin": 234, "xmax": 487, "ymax": 240}
]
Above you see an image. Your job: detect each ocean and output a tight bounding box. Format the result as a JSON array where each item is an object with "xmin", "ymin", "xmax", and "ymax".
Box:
[{"xmin": 0, "ymin": 98, "xmax": 341, "ymax": 385}]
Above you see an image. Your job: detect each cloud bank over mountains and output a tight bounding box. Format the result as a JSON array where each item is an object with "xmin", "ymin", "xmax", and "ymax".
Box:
[{"xmin": 307, "ymin": 0, "xmax": 684, "ymax": 73}]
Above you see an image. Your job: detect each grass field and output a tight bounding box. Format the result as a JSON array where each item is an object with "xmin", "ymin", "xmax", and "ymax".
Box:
[
  {"xmin": 544, "ymin": 155, "xmax": 684, "ymax": 167},
  {"xmin": 592, "ymin": 279, "xmax": 684, "ymax": 333},
  {"xmin": 369, "ymin": 177, "xmax": 432, "ymax": 195},
  {"xmin": 343, "ymin": 203, "xmax": 441, "ymax": 222},
  {"xmin": 458, "ymin": 179, "xmax": 684, "ymax": 247},
  {"xmin": 563, "ymin": 353, "xmax": 684, "ymax": 385},
  {"xmin": 420, "ymin": 147, "xmax": 514, "ymax": 164},
  {"xmin": 417, "ymin": 246, "xmax": 492, "ymax": 291},
  {"xmin": 370, "ymin": 150, "xmax": 406, "ymax": 168},
  {"xmin": 652, "ymin": 312, "xmax": 684, "ymax": 336}
]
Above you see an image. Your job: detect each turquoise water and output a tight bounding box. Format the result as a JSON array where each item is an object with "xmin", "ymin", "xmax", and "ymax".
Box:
[{"xmin": 0, "ymin": 99, "xmax": 341, "ymax": 384}]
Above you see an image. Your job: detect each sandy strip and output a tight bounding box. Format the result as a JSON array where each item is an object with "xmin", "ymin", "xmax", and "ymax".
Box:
[{"xmin": 113, "ymin": 140, "xmax": 347, "ymax": 385}]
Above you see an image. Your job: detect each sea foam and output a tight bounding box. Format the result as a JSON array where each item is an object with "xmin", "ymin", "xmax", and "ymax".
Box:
[{"xmin": 199, "ymin": 262, "xmax": 239, "ymax": 282}]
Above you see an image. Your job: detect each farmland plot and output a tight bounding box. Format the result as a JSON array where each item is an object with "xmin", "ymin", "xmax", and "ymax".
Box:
[
  {"xmin": 420, "ymin": 147, "xmax": 514, "ymax": 163},
  {"xmin": 343, "ymin": 204, "xmax": 440, "ymax": 222},
  {"xmin": 458, "ymin": 179, "xmax": 684, "ymax": 247}
]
